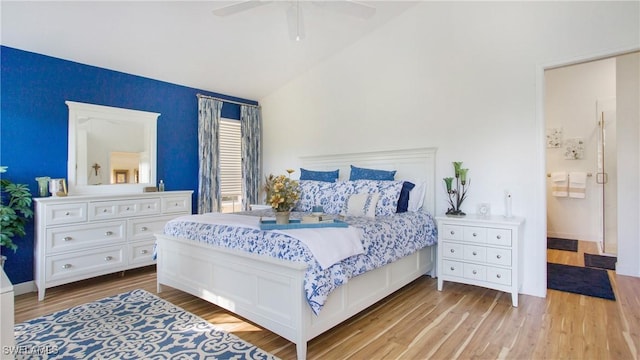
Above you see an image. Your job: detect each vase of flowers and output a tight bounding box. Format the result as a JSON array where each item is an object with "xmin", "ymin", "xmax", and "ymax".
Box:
[
  {"xmin": 443, "ymin": 161, "xmax": 470, "ymax": 216},
  {"xmin": 264, "ymin": 169, "xmax": 300, "ymax": 224}
]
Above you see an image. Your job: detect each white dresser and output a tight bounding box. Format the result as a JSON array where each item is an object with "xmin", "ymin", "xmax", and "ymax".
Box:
[
  {"xmin": 436, "ymin": 215, "xmax": 525, "ymax": 307},
  {"xmin": 34, "ymin": 191, "xmax": 192, "ymax": 300},
  {"xmin": 1, "ymin": 268, "xmax": 15, "ymax": 359}
]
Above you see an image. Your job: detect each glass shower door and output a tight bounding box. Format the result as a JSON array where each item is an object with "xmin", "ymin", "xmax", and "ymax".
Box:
[{"xmin": 596, "ymin": 99, "xmax": 617, "ymax": 255}]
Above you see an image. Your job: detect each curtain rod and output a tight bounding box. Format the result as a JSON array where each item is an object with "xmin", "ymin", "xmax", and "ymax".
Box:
[{"xmin": 196, "ymin": 93, "xmax": 260, "ymax": 108}]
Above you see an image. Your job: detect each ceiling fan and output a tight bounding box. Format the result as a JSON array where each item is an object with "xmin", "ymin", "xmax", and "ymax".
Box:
[{"xmin": 212, "ymin": 1, "xmax": 377, "ymax": 41}]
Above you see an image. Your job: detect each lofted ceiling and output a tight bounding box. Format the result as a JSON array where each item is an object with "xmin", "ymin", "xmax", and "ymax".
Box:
[{"xmin": 1, "ymin": 1, "xmax": 417, "ymax": 101}]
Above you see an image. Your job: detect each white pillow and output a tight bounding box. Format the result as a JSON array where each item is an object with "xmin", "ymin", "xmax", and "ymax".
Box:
[
  {"xmin": 408, "ymin": 182, "xmax": 426, "ymax": 212},
  {"xmin": 344, "ymin": 192, "xmax": 380, "ymax": 218}
]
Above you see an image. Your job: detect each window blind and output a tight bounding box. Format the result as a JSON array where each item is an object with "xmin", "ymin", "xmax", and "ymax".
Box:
[{"xmin": 219, "ymin": 119, "xmax": 242, "ymax": 199}]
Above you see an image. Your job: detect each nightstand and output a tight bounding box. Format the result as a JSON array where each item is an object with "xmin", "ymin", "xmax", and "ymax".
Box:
[{"xmin": 436, "ymin": 214, "xmax": 525, "ymax": 307}]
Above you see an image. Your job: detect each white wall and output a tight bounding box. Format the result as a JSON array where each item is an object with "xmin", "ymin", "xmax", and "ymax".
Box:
[
  {"xmin": 259, "ymin": 1, "xmax": 640, "ymax": 296},
  {"xmin": 616, "ymin": 52, "xmax": 640, "ymax": 277},
  {"xmin": 545, "ymin": 59, "xmax": 616, "ymax": 242}
]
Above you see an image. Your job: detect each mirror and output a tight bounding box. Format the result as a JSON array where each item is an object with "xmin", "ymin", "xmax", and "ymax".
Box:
[{"xmin": 67, "ymin": 101, "xmax": 159, "ymax": 195}]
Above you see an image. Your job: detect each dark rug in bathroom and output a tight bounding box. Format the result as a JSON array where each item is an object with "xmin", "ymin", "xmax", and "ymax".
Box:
[
  {"xmin": 547, "ymin": 237, "xmax": 578, "ymax": 252},
  {"xmin": 584, "ymin": 253, "xmax": 617, "ymax": 270}
]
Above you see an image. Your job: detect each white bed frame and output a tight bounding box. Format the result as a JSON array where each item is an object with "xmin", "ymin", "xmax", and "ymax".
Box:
[{"xmin": 156, "ymin": 147, "xmax": 438, "ymax": 359}]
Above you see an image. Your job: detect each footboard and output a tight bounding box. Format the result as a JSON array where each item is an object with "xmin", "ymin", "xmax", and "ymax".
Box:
[{"xmin": 156, "ymin": 233, "xmax": 435, "ymax": 359}]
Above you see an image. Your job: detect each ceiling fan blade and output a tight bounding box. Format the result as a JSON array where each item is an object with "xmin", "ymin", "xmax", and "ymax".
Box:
[
  {"xmin": 312, "ymin": 1, "xmax": 376, "ymax": 20},
  {"xmin": 212, "ymin": 1, "xmax": 273, "ymax": 17},
  {"xmin": 286, "ymin": 2, "xmax": 305, "ymax": 41}
]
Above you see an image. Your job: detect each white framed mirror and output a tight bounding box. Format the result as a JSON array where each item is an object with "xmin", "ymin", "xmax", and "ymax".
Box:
[{"xmin": 66, "ymin": 101, "xmax": 159, "ymax": 195}]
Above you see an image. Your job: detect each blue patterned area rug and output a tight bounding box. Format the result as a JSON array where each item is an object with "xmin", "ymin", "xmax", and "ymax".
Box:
[{"xmin": 14, "ymin": 289, "xmax": 279, "ymax": 359}]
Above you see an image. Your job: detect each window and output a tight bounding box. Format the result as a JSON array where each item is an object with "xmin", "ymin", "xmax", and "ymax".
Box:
[{"xmin": 219, "ymin": 118, "xmax": 243, "ymax": 213}]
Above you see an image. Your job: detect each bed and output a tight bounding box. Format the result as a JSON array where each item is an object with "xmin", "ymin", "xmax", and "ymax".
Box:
[{"xmin": 155, "ymin": 147, "xmax": 438, "ymax": 360}]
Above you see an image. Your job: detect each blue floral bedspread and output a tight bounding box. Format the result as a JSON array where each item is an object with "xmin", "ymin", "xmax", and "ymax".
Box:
[{"xmin": 163, "ymin": 210, "xmax": 438, "ymax": 315}]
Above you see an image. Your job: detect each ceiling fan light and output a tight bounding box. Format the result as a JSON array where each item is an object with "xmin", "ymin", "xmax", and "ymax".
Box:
[{"xmin": 286, "ymin": 2, "xmax": 305, "ymax": 42}]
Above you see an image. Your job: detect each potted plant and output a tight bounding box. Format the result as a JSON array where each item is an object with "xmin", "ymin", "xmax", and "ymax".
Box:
[
  {"xmin": 0, "ymin": 166, "xmax": 33, "ymax": 266},
  {"xmin": 264, "ymin": 169, "xmax": 300, "ymax": 224}
]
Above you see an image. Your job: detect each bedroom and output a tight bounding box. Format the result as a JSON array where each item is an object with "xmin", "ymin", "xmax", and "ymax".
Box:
[{"xmin": 1, "ymin": 1, "xmax": 639, "ymax": 359}]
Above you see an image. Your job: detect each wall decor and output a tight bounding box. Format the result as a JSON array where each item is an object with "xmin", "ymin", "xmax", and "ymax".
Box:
[
  {"xmin": 546, "ymin": 127, "xmax": 563, "ymax": 148},
  {"xmin": 564, "ymin": 138, "xmax": 584, "ymax": 160}
]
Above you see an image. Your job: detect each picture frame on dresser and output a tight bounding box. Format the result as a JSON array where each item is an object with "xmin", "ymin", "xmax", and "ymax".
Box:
[
  {"xmin": 436, "ymin": 214, "xmax": 525, "ymax": 307},
  {"xmin": 33, "ymin": 190, "xmax": 192, "ymax": 300}
]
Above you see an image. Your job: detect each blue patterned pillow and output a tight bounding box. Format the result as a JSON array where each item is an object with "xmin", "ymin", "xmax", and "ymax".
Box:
[
  {"xmin": 349, "ymin": 165, "xmax": 397, "ymax": 181},
  {"xmin": 344, "ymin": 193, "xmax": 379, "ymax": 218},
  {"xmin": 300, "ymin": 168, "xmax": 339, "ymax": 182},
  {"xmin": 295, "ymin": 180, "xmax": 336, "ymax": 212},
  {"xmin": 349, "ymin": 180, "xmax": 404, "ymax": 216}
]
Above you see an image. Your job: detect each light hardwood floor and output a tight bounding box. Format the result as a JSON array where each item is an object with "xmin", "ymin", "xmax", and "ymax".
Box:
[{"xmin": 14, "ymin": 240, "xmax": 640, "ymax": 359}]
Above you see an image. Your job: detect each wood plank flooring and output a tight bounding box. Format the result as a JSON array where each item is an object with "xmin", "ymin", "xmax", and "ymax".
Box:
[{"xmin": 13, "ymin": 240, "xmax": 640, "ymax": 359}]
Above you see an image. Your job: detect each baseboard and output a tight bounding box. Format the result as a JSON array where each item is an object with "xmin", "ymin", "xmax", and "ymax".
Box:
[{"xmin": 12, "ymin": 280, "xmax": 36, "ymax": 296}]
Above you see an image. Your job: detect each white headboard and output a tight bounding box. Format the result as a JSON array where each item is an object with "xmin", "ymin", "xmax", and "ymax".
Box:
[{"xmin": 300, "ymin": 147, "xmax": 438, "ymax": 215}]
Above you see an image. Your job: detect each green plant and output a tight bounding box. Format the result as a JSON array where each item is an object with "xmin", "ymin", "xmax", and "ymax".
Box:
[{"xmin": 0, "ymin": 166, "xmax": 33, "ymax": 251}]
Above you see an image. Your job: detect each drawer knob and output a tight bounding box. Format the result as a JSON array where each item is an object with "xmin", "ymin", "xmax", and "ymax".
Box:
[
  {"xmin": 496, "ymin": 274, "xmax": 502, "ymax": 279},
  {"xmin": 450, "ymin": 230, "xmax": 455, "ymax": 235},
  {"xmin": 62, "ymin": 264, "xmax": 72, "ymax": 269},
  {"xmin": 497, "ymin": 254, "xmax": 502, "ymax": 259},
  {"xmin": 497, "ymin": 235, "xmax": 502, "ymax": 239},
  {"xmin": 105, "ymin": 231, "xmax": 113, "ymax": 236},
  {"xmin": 126, "ymin": 207, "xmax": 130, "ymax": 211},
  {"xmin": 65, "ymin": 212, "xmax": 70, "ymax": 216},
  {"xmin": 472, "ymin": 270, "xmax": 477, "ymax": 275},
  {"xmin": 472, "ymin": 251, "xmax": 477, "ymax": 256},
  {"xmin": 104, "ymin": 256, "xmax": 113, "ymax": 261},
  {"xmin": 472, "ymin": 232, "xmax": 478, "ymax": 237},
  {"xmin": 140, "ymin": 249, "xmax": 148, "ymax": 254},
  {"xmin": 103, "ymin": 209, "xmax": 108, "ymax": 213},
  {"xmin": 450, "ymin": 266, "xmax": 455, "ymax": 271},
  {"xmin": 147, "ymin": 205, "xmax": 151, "ymax": 209},
  {"xmin": 63, "ymin": 236, "xmax": 72, "ymax": 241},
  {"xmin": 450, "ymin": 249, "xmax": 455, "ymax": 253},
  {"xmin": 141, "ymin": 226, "xmax": 148, "ymax": 231}
]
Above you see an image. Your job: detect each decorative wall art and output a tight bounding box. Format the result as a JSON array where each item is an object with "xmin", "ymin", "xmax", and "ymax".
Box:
[
  {"xmin": 546, "ymin": 128, "xmax": 563, "ymax": 148},
  {"xmin": 564, "ymin": 138, "xmax": 585, "ymax": 160}
]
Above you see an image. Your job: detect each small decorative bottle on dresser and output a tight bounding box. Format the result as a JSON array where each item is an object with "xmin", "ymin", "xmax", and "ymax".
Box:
[{"xmin": 436, "ymin": 214, "xmax": 525, "ymax": 307}]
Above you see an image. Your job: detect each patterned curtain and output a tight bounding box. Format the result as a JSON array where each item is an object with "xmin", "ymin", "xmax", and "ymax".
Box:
[
  {"xmin": 197, "ymin": 97, "xmax": 223, "ymax": 213},
  {"xmin": 240, "ymin": 105, "xmax": 262, "ymax": 211}
]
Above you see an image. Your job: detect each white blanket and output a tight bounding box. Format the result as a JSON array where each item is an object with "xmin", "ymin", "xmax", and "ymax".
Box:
[{"xmin": 168, "ymin": 213, "xmax": 364, "ymax": 269}]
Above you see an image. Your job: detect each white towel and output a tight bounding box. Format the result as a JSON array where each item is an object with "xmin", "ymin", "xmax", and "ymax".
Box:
[
  {"xmin": 569, "ymin": 172, "xmax": 587, "ymax": 198},
  {"xmin": 551, "ymin": 171, "xmax": 568, "ymax": 197}
]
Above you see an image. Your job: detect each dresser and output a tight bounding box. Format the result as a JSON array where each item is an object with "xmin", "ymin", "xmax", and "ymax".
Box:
[
  {"xmin": 1, "ymin": 268, "xmax": 15, "ymax": 359},
  {"xmin": 34, "ymin": 191, "xmax": 192, "ymax": 300},
  {"xmin": 436, "ymin": 215, "xmax": 525, "ymax": 307}
]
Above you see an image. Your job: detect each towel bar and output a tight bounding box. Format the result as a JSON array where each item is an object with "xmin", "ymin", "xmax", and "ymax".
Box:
[{"xmin": 546, "ymin": 172, "xmax": 593, "ymax": 177}]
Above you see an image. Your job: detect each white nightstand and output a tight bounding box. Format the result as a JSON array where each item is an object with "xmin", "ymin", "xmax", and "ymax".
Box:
[
  {"xmin": 436, "ymin": 214, "xmax": 525, "ymax": 307},
  {"xmin": 1, "ymin": 268, "xmax": 15, "ymax": 359}
]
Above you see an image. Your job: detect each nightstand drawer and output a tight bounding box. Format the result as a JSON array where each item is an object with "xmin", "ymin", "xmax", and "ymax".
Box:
[
  {"xmin": 463, "ymin": 227, "xmax": 487, "ymax": 243},
  {"xmin": 442, "ymin": 260, "xmax": 464, "ymax": 277},
  {"xmin": 487, "ymin": 228, "xmax": 512, "ymax": 246},
  {"xmin": 463, "ymin": 263, "xmax": 486, "ymax": 281},
  {"xmin": 486, "ymin": 247, "xmax": 512, "ymax": 266},
  {"xmin": 487, "ymin": 267, "xmax": 511, "ymax": 286},
  {"xmin": 463, "ymin": 245, "xmax": 486, "ymax": 262},
  {"xmin": 442, "ymin": 242, "xmax": 464, "ymax": 260},
  {"xmin": 441, "ymin": 225, "xmax": 464, "ymax": 241}
]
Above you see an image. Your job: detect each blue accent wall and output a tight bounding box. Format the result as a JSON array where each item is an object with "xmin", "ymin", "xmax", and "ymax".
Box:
[{"xmin": 0, "ymin": 46, "xmax": 258, "ymax": 284}]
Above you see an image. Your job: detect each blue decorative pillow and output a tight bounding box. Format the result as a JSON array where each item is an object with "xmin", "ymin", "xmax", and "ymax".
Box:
[
  {"xmin": 300, "ymin": 168, "xmax": 339, "ymax": 182},
  {"xmin": 349, "ymin": 165, "xmax": 396, "ymax": 181},
  {"xmin": 397, "ymin": 181, "xmax": 415, "ymax": 213},
  {"xmin": 349, "ymin": 180, "xmax": 404, "ymax": 216}
]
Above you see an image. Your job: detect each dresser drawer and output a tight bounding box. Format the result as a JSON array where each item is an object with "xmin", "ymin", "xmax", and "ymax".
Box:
[
  {"xmin": 162, "ymin": 196, "xmax": 191, "ymax": 214},
  {"xmin": 463, "ymin": 244, "xmax": 487, "ymax": 262},
  {"xmin": 487, "ymin": 267, "xmax": 512, "ymax": 286},
  {"xmin": 487, "ymin": 228, "xmax": 512, "ymax": 246},
  {"xmin": 89, "ymin": 199, "xmax": 161, "ymax": 220},
  {"xmin": 486, "ymin": 247, "xmax": 512, "ymax": 267},
  {"xmin": 46, "ymin": 221, "xmax": 126, "ymax": 254},
  {"xmin": 442, "ymin": 260, "xmax": 464, "ymax": 277},
  {"xmin": 128, "ymin": 216, "xmax": 176, "ymax": 241},
  {"xmin": 463, "ymin": 227, "xmax": 487, "ymax": 243},
  {"xmin": 45, "ymin": 203, "xmax": 88, "ymax": 226},
  {"xmin": 441, "ymin": 224, "xmax": 464, "ymax": 241},
  {"xmin": 463, "ymin": 263, "xmax": 486, "ymax": 281},
  {"xmin": 442, "ymin": 242, "xmax": 464, "ymax": 260},
  {"xmin": 46, "ymin": 246, "xmax": 126, "ymax": 282},
  {"xmin": 128, "ymin": 240, "xmax": 155, "ymax": 265}
]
